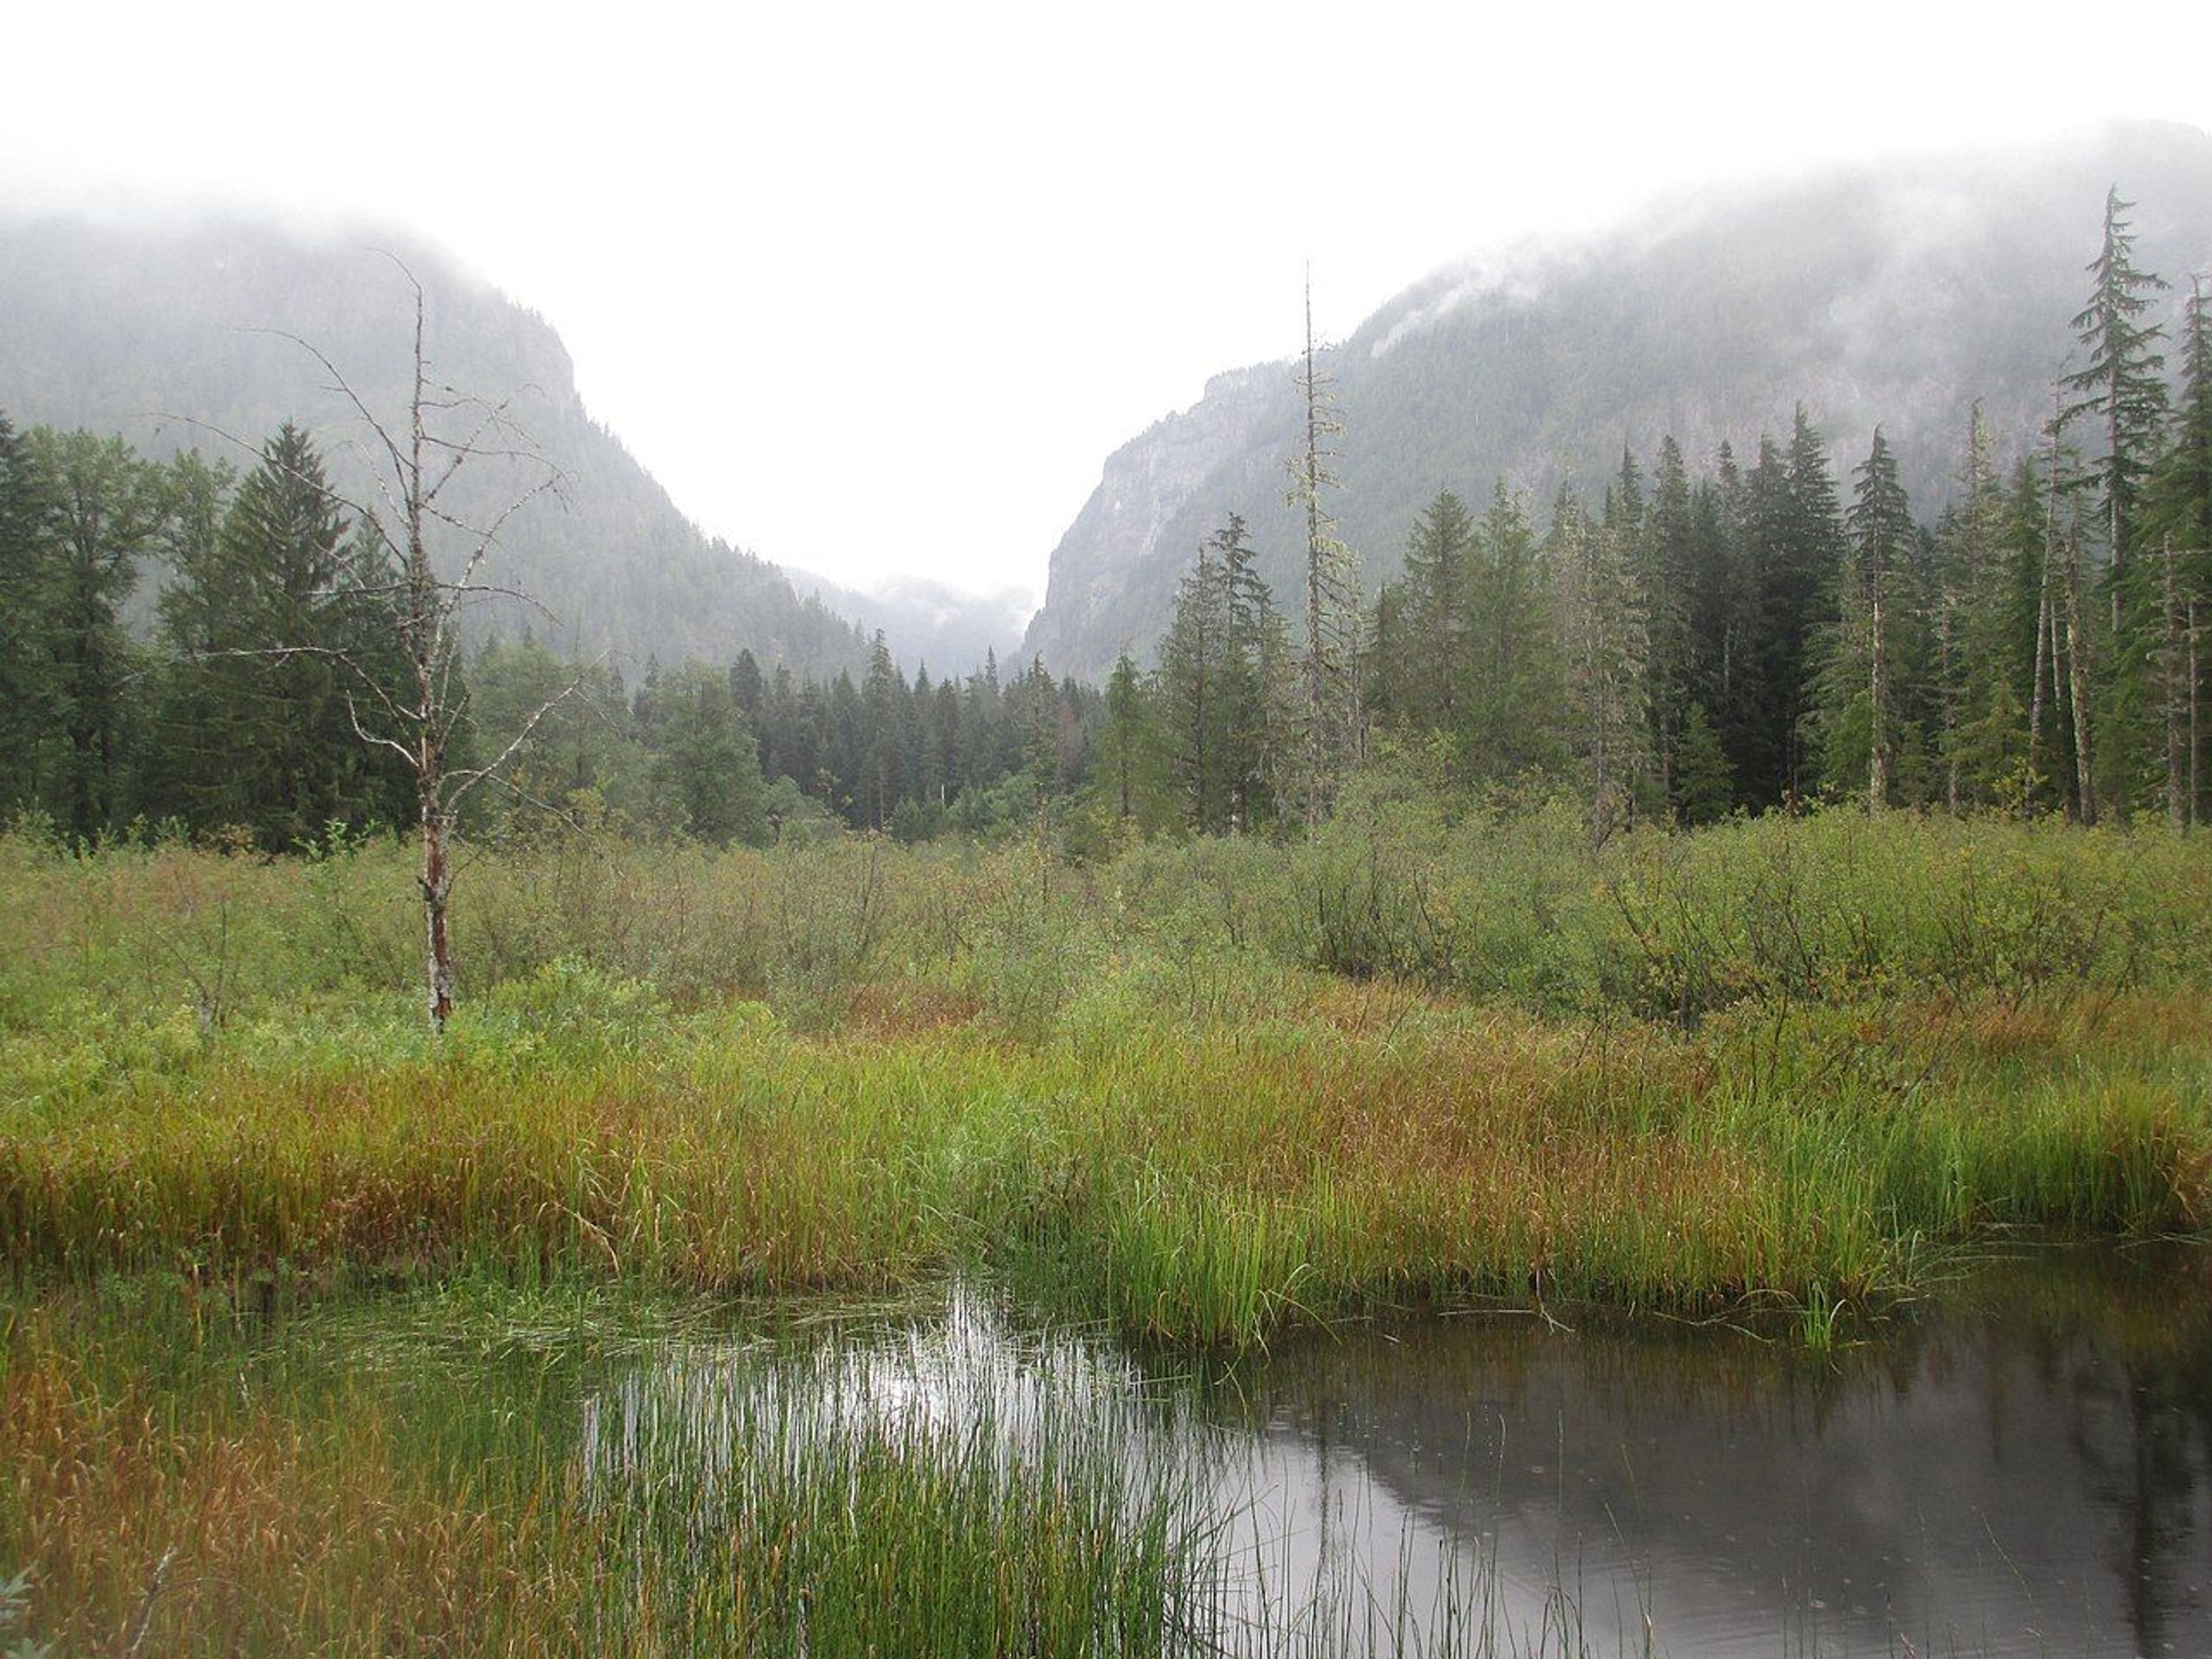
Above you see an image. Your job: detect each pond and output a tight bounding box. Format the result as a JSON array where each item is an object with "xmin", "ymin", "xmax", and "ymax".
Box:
[
  {"xmin": 568, "ymin": 1247, "xmax": 2212, "ymax": 1655},
  {"xmin": 1188, "ymin": 1247, "xmax": 2212, "ymax": 1656},
  {"xmin": 16, "ymin": 1244, "xmax": 2212, "ymax": 1656}
]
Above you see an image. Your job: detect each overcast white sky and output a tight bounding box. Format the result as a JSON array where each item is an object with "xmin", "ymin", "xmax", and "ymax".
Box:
[{"xmin": 5, "ymin": 2, "xmax": 2210, "ymax": 609}]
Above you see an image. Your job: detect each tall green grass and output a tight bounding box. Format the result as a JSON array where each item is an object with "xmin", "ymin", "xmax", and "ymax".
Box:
[
  {"xmin": 4, "ymin": 968, "xmax": 2206, "ymax": 1346},
  {"xmin": 6, "ymin": 804, "xmax": 2207, "ymax": 1038},
  {"xmin": 3, "ymin": 806, "xmax": 2209, "ymax": 1345},
  {"xmin": 1, "ymin": 1282, "xmax": 1630, "ymax": 1657}
]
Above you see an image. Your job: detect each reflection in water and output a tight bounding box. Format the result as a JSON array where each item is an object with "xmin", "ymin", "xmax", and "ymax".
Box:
[
  {"xmin": 578, "ymin": 1251, "xmax": 2212, "ymax": 1657},
  {"xmin": 1212, "ymin": 1248, "xmax": 2212, "ymax": 1656}
]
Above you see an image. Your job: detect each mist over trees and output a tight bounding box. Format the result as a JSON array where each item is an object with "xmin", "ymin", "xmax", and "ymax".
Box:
[
  {"xmin": 5, "ymin": 174, "xmax": 2209, "ymax": 859},
  {"xmin": 0, "ymin": 214, "xmax": 892, "ymax": 679},
  {"xmin": 1025, "ymin": 122, "xmax": 2212, "ymax": 682},
  {"xmin": 1048, "ymin": 177, "xmax": 2211, "ymax": 836}
]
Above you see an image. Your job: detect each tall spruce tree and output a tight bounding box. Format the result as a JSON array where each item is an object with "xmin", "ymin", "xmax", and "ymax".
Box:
[
  {"xmin": 2064, "ymin": 188, "xmax": 2170, "ymax": 629},
  {"xmin": 26, "ymin": 428, "xmax": 166, "ymax": 840},
  {"xmin": 1843, "ymin": 429, "xmax": 1917, "ymax": 808},
  {"xmin": 1548, "ymin": 488, "xmax": 1648, "ymax": 838},
  {"xmin": 1772, "ymin": 410, "xmax": 1846, "ymax": 800},
  {"xmin": 1098, "ymin": 653, "xmax": 1152, "ymax": 825},
  {"xmin": 2147, "ymin": 275, "xmax": 2212, "ymax": 824},
  {"xmin": 153, "ymin": 426, "xmax": 411, "ymax": 848},
  {"xmin": 1698, "ymin": 442, "xmax": 1767, "ymax": 802},
  {"xmin": 1159, "ymin": 516, "xmax": 1283, "ymax": 834},
  {"xmin": 1462, "ymin": 480, "xmax": 1562, "ymax": 783},
  {"xmin": 1217, "ymin": 515, "xmax": 1284, "ymax": 830},
  {"xmin": 1641, "ymin": 437, "xmax": 1696, "ymax": 806},
  {"xmin": 1397, "ymin": 488, "xmax": 1474, "ymax": 734},
  {"xmin": 1933, "ymin": 404, "xmax": 2008, "ymax": 810},
  {"xmin": 1160, "ymin": 533, "xmax": 1230, "ymax": 832}
]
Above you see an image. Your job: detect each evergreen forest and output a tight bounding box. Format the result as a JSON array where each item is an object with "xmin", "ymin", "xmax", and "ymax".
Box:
[{"xmin": 5, "ymin": 192, "xmax": 2207, "ymax": 855}]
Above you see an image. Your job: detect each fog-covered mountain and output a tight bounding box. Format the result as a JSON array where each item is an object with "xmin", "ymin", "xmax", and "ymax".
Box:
[
  {"xmin": 0, "ymin": 211, "xmax": 878, "ymax": 678},
  {"xmin": 782, "ymin": 569, "xmax": 1032, "ymax": 678},
  {"xmin": 1025, "ymin": 120, "xmax": 2212, "ymax": 680}
]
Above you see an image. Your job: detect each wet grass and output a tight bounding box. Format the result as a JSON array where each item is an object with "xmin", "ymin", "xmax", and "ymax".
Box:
[
  {"xmin": 3, "ymin": 810, "xmax": 2210, "ymax": 1650},
  {"xmin": 0, "ymin": 1281, "xmax": 1639, "ymax": 1657},
  {"xmin": 3, "ymin": 975, "xmax": 2207, "ymax": 1346}
]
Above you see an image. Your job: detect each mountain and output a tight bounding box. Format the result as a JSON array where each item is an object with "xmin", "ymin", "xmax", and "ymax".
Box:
[
  {"xmin": 782, "ymin": 569, "xmax": 1032, "ymax": 679},
  {"xmin": 1025, "ymin": 120, "xmax": 2212, "ymax": 680},
  {"xmin": 0, "ymin": 210, "xmax": 873, "ymax": 679}
]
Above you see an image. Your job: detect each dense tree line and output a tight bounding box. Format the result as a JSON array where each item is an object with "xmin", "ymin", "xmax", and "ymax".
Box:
[
  {"xmin": 5, "ymin": 190, "xmax": 2205, "ymax": 853},
  {"xmin": 0, "ymin": 419, "xmax": 418, "ymax": 846},
  {"xmin": 0, "ymin": 409, "xmax": 1099, "ymax": 851},
  {"xmin": 1101, "ymin": 187, "xmax": 2212, "ymax": 836},
  {"xmin": 0, "ymin": 409, "xmax": 1068, "ymax": 851}
]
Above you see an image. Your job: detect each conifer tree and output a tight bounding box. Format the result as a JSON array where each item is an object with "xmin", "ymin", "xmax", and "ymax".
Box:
[
  {"xmin": 26, "ymin": 428, "xmax": 166, "ymax": 839},
  {"xmin": 1736, "ymin": 436, "xmax": 1795, "ymax": 799},
  {"xmin": 1548, "ymin": 488, "xmax": 1647, "ymax": 839},
  {"xmin": 1098, "ymin": 653, "xmax": 1151, "ymax": 824},
  {"xmin": 1696, "ymin": 442, "xmax": 1767, "ymax": 801},
  {"xmin": 0, "ymin": 415, "xmax": 55, "ymax": 812},
  {"xmin": 1397, "ymin": 488, "xmax": 1474, "ymax": 733},
  {"xmin": 145, "ymin": 450, "xmax": 242, "ymax": 827},
  {"xmin": 2147, "ymin": 275, "xmax": 2212, "ymax": 824},
  {"xmin": 1159, "ymin": 516, "xmax": 1283, "ymax": 834},
  {"xmin": 1933, "ymin": 404, "xmax": 2009, "ymax": 810},
  {"xmin": 730, "ymin": 649, "xmax": 764, "ymax": 717},
  {"xmin": 1845, "ymin": 429, "xmax": 1916, "ymax": 808},
  {"xmin": 1774, "ymin": 409, "xmax": 1846, "ymax": 801},
  {"xmin": 2032, "ymin": 392, "xmax": 2101, "ymax": 825},
  {"xmin": 1463, "ymin": 480, "xmax": 1562, "ymax": 782},
  {"xmin": 1217, "ymin": 515, "xmax": 1283, "ymax": 829},
  {"xmin": 1641, "ymin": 437, "xmax": 1696, "ymax": 805},
  {"xmin": 153, "ymin": 426, "xmax": 413, "ymax": 847},
  {"xmin": 2064, "ymin": 187, "xmax": 2169, "ymax": 623},
  {"xmin": 860, "ymin": 630, "xmax": 904, "ymax": 831},
  {"xmin": 1160, "ymin": 534, "xmax": 1230, "ymax": 832}
]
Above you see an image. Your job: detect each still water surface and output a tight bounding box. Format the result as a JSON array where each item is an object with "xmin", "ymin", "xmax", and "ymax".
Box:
[
  {"xmin": 1195, "ymin": 1252, "xmax": 2212, "ymax": 1656},
  {"xmin": 563, "ymin": 1247, "xmax": 2212, "ymax": 1655},
  {"xmin": 257, "ymin": 1244, "xmax": 2203, "ymax": 1654}
]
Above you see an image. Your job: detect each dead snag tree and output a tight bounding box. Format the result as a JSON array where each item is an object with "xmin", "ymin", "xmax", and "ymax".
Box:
[
  {"xmin": 267, "ymin": 262, "xmax": 573, "ymax": 1029},
  {"xmin": 1287, "ymin": 272, "xmax": 1363, "ymax": 828}
]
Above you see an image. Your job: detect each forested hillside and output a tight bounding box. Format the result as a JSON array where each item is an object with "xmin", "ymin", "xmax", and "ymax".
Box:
[
  {"xmin": 1027, "ymin": 122, "xmax": 2212, "ymax": 679},
  {"xmin": 0, "ymin": 211, "xmax": 873, "ymax": 676}
]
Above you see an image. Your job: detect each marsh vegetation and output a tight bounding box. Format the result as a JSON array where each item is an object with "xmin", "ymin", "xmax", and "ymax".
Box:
[{"xmin": 3, "ymin": 802, "xmax": 2211, "ymax": 1652}]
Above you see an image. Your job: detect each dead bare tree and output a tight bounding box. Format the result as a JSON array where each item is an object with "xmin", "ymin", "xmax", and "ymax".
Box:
[
  {"xmin": 259, "ymin": 259, "xmax": 578, "ymax": 1029},
  {"xmin": 1287, "ymin": 270, "xmax": 1363, "ymax": 828}
]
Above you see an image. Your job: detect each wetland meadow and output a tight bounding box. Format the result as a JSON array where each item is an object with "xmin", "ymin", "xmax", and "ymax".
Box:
[{"xmin": 6, "ymin": 802, "xmax": 2212, "ymax": 1654}]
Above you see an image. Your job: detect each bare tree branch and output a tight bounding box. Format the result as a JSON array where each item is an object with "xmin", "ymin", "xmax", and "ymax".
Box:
[{"xmin": 445, "ymin": 654, "xmax": 607, "ymax": 811}]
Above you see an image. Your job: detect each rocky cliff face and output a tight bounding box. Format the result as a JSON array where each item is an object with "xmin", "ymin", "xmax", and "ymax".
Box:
[
  {"xmin": 1022, "ymin": 363, "xmax": 1285, "ymax": 676},
  {"xmin": 1024, "ymin": 121, "xmax": 2212, "ymax": 682}
]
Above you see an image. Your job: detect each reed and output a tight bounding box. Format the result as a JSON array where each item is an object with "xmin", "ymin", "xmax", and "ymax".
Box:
[
  {"xmin": 4, "ymin": 973, "xmax": 2206, "ymax": 1348},
  {"xmin": 3, "ymin": 806, "xmax": 2209, "ymax": 1347},
  {"xmin": 1, "ymin": 1284, "xmax": 1635, "ymax": 1657}
]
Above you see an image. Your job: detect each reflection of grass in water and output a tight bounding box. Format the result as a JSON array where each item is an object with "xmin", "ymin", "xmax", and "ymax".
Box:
[
  {"xmin": 573, "ymin": 1292, "xmax": 1229, "ymax": 1655},
  {"xmin": 2, "ymin": 1281, "xmax": 1670, "ymax": 1657}
]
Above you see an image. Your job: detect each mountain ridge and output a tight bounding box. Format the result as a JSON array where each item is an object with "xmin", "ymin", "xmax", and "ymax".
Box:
[
  {"xmin": 1024, "ymin": 120, "xmax": 2212, "ymax": 680},
  {"xmin": 0, "ymin": 208, "xmax": 1002, "ymax": 682}
]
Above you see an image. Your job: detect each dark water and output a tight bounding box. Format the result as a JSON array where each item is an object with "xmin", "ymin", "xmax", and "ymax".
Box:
[
  {"xmin": 570, "ymin": 1246, "xmax": 2212, "ymax": 1656},
  {"xmin": 1191, "ymin": 1248, "xmax": 2212, "ymax": 1656}
]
